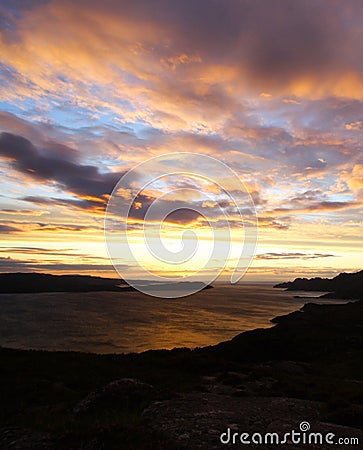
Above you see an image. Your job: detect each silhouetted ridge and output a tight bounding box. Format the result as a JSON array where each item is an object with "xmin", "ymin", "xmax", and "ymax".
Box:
[
  {"xmin": 0, "ymin": 272, "xmax": 126, "ymax": 293},
  {"xmin": 0, "ymin": 272, "xmax": 213, "ymax": 294},
  {"xmin": 274, "ymin": 270, "xmax": 363, "ymax": 299}
]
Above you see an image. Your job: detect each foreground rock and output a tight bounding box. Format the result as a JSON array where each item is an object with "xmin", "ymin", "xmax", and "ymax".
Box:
[
  {"xmin": 143, "ymin": 393, "xmax": 363, "ymax": 449},
  {"xmin": 73, "ymin": 378, "xmax": 157, "ymax": 414},
  {"xmin": 0, "ymin": 427, "xmax": 53, "ymax": 449}
]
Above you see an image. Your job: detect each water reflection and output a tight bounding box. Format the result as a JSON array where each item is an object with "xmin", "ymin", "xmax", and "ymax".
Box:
[{"xmin": 0, "ymin": 285, "xmax": 348, "ymax": 354}]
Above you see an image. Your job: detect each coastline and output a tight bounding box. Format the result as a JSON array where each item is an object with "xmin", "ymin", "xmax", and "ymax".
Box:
[
  {"xmin": 1, "ymin": 295, "xmax": 362, "ymax": 448},
  {"xmin": 1, "ymin": 284, "xmax": 323, "ymax": 354}
]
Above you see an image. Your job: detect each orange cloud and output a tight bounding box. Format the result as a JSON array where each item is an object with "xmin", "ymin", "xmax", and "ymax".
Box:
[
  {"xmin": 2, "ymin": 0, "xmax": 363, "ymax": 136},
  {"xmin": 345, "ymin": 121, "xmax": 363, "ymax": 131},
  {"xmin": 346, "ymin": 164, "xmax": 363, "ymax": 198}
]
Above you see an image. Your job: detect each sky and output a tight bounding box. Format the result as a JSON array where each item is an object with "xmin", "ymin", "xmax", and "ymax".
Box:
[{"xmin": 0, "ymin": 0, "xmax": 362, "ymax": 283}]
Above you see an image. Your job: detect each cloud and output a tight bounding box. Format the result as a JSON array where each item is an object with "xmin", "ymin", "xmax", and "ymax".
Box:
[
  {"xmin": 0, "ymin": 132, "xmax": 123, "ymax": 206},
  {"xmin": 21, "ymin": 196, "xmax": 56, "ymax": 205},
  {"xmin": 344, "ymin": 164, "xmax": 363, "ymax": 198},
  {"xmin": 21, "ymin": 195, "xmax": 105, "ymax": 213},
  {"xmin": 0, "ymin": 246, "xmax": 76, "ymax": 255},
  {"xmin": 266, "ymin": 186, "xmax": 361, "ymax": 216},
  {"xmin": 257, "ymin": 217, "xmax": 291, "ymax": 230},
  {"xmin": 0, "ymin": 218, "xmax": 102, "ymax": 234},
  {"xmin": 345, "ymin": 121, "xmax": 363, "ymax": 131},
  {"xmin": 269, "ymin": 201, "xmax": 360, "ymax": 218},
  {"xmin": 0, "ymin": 1, "xmax": 363, "ymax": 281},
  {"xmin": 0, "ymin": 224, "xmax": 22, "ymax": 233},
  {"xmin": 0, "ymin": 257, "xmax": 31, "ymax": 271},
  {"xmin": 256, "ymin": 252, "xmax": 336, "ymax": 260},
  {"xmin": 35, "ymin": 222, "xmax": 99, "ymax": 232},
  {"xmin": 164, "ymin": 208, "xmax": 203, "ymax": 225},
  {"xmin": 1, "ymin": 0, "xmax": 363, "ymax": 137},
  {"xmin": 1, "ymin": 209, "xmax": 49, "ymax": 216},
  {"xmin": 305, "ymin": 201, "xmax": 359, "ymax": 211},
  {"xmin": 0, "ymin": 256, "xmax": 117, "ymax": 273}
]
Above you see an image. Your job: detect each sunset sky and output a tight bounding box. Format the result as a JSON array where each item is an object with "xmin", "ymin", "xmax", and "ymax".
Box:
[{"xmin": 0, "ymin": 0, "xmax": 362, "ymax": 282}]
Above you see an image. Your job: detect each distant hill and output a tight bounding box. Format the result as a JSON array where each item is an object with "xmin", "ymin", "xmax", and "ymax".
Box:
[
  {"xmin": 0, "ymin": 273, "xmax": 128, "ymax": 293},
  {"xmin": 0, "ymin": 272, "xmax": 213, "ymax": 294},
  {"xmin": 274, "ymin": 270, "xmax": 363, "ymax": 299}
]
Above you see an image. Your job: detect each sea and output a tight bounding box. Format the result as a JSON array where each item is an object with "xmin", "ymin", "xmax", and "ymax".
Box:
[{"xmin": 0, "ymin": 284, "xmax": 348, "ymax": 354}]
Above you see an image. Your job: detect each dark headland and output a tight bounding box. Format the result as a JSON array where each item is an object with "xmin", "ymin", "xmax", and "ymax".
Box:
[
  {"xmin": 274, "ymin": 269, "xmax": 363, "ymax": 299},
  {"xmin": 0, "ymin": 272, "xmax": 127, "ymax": 293},
  {"xmin": 0, "ymin": 271, "xmax": 362, "ymax": 449}
]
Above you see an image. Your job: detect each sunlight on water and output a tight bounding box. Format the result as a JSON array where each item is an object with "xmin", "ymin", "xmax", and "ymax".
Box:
[{"xmin": 0, "ymin": 285, "xmax": 348, "ymax": 354}]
